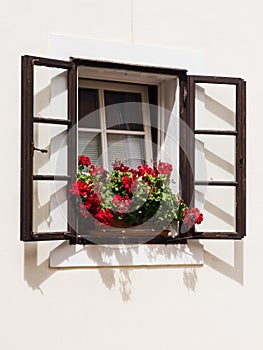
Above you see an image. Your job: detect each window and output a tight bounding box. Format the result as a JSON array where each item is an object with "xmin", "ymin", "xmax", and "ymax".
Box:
[
  {"xmin": 77, "ymin": 79, "xmax": 152, "ymax": 169},
  {"xmin": 21, "ymin": 55, "xmax": 246, "ymax": 244}
]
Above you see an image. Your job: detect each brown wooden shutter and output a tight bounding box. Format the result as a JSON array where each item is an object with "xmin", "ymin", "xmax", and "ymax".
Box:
[
  {"xmin": 20, "ymin": 55, "xmax": 77, "ymax": 241},
  {"xmin": 180, "ymin": 75, "xmax": 246, "ymax": 240}
]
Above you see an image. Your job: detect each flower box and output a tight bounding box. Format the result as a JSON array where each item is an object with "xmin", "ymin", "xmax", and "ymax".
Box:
[{"xmin": 70, "ymin": 156, "xmax": 203, "ymax": 243}]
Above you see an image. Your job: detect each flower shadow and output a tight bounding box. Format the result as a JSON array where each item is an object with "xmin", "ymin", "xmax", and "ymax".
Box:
[
  {"xmin": 81, "ymin": 241, "xmax": 202, "ymax": 298},
  {"xmin": 24, "ymin": 239, "xmax": 202, "ymax": 300}
]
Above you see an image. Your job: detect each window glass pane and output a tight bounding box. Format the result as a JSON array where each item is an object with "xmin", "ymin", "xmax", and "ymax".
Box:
[
  {"xmin": 78, "ymin": 88, "xmax": 100, "ymax": 128},
  {"xmin": 34, "ymin": 66, "xmax": 68, "ymax": 120},
  {"xmin": 107, "ymin": 134, "xmax": 145, "ymax": 169},
  {"xmin": 33, "ymin": 124, "xmax": 68, "ymax": 176},
  {"xmin": 195, "ymin": 135, "xmax": 236, "ymax": 181},
  {"xmin": 105, "ymin": 91, "xmax": 143, "ymax": 131},
  {"xmin": 78, "ymin": 131, "xmax": 102, "ymax": 165},
  {"xmin": 195, "ymin": 83, "xmax": 236, "ymax": 131},
  {"xmin": 195, "ymin": 186, "xmax": 236, "ymax": 232},
  {"xmin": 33, "ymin": 181, "xmax": 68, "ymax": 233}
]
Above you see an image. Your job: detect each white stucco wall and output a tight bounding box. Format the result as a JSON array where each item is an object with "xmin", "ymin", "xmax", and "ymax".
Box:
[{"xmin": 0, "ymin": 1, "xmax": 259, "ymax": 349}]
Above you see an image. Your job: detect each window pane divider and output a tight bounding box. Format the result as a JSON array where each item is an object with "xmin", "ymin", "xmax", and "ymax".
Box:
[
  {"xmin": 188, "ymin": 232, "xmax": 241, "ymax": 239},
  {"xmin": 194, "ymin": 180, "xmax": 238, "ymax": 186},
  {"xmin": 33, "ymin": 175, "xmax": 70, "ymax": 181},
  {"xmin": 98, "ymin": 88, "xmax": 108, "ymax": 167},
  {"xmin": 31, "ymin": 232, "xmax": 70, "ymax": 240},
  {"xmin": 195, "ymin": 129, "xmax": 238, "ymax": 136},
  {"xmin": 33, "ymin": 117, "xmax": 72, "ymax": 126},
  {"xmin": 31, "ymin": 56, "xmax": 72, "ymax": 69},
  {"xmin": 106, "ymin": 129, "xmax": 145, "ymax": 136},
  {"xmin": 188, "ymin": 75, "xmax": 243, "ymax": 85},
  {"xmin": 78, "ymin": 127, "xmax": 102, "ymax": 133},
  {"xmin": 78, "ymin": 128, "xmax": 146, "ymax": 136}
]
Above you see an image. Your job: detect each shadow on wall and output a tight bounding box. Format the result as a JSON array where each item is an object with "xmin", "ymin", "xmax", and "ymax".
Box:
[
  {"xmin": 24, "ymin": 240, "xmax": 243, "ymax": 300},
  {"xmin": 204, "ymin": 240, "xmax": 244, "ymax": 285},
  {"xmin": 24, "ymin": 243, "xmax": 53, "ymax": 294},
  {"xmin": 24, "ymin": 242, "xmax": 201, "ymax": 300},
  {"xmin": 24, "ymin": 242, "xmax": 136, "ymax": 300},
  {"xmin": 81, "ymin": 243, "xmax": 202, "ymax": 299},
  {"xmin": 25, "ymin": 70, "xmax": 244, "ymax": 298},
  {"xmin": 24, "ymin": 242, "xmax": 135, "ymax": 300}
]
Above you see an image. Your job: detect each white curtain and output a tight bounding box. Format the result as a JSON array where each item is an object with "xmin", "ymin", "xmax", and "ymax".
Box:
[{"xmin": 158, "ymin": 78, "xmax": 179, "ymax": 193}]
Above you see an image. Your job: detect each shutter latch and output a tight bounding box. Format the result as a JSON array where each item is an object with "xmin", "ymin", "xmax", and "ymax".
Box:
[{"xmin": 33, "ymin": 146, "xmax": 48, "ymax": 154}]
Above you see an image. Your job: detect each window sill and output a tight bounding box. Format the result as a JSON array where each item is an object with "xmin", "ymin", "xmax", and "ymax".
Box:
[{"xmin": 49, "ymin": 240, "xmax": 203, "ymax": 268}]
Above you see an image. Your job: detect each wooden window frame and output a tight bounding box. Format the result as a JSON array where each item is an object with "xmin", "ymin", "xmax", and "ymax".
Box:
[
  {"xmin": 20, "ymin": 55, "xmax": 77, "ymax": 242},
  {"xmin": 185, "ymin": 76, "xmax": 246, "ymax": 240},
  {"xmin": 21, "ymin": 55, "xmax": 246, "ymax": 244}
]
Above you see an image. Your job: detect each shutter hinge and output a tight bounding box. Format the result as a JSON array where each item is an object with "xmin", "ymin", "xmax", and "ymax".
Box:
[
  {"xmin": 239, "ymin": 157, "xmax": 243, "ymax": 167},
  {"xmin": 183, "ymin": 86, "xmax": 188, "ymax": 104}
]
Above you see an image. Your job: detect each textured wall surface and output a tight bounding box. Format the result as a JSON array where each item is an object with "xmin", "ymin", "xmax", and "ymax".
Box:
[{"xmin": 0, "ymin": 1, "xmax": 259, "ymax": 349}]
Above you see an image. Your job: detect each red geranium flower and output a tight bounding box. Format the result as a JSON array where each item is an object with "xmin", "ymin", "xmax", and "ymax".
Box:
[
  {"xmin": 112, "ymin": 161, "xmax": 130, "ymax": 173},
  {"xmin": 122, "ymin": 175, "xmax": 133, "ymax": 193},
  {"xmin": 70, "ymin": 180, "xmax": 92, "ymax": 197},
  {"xmin": 157, "ymin": 162, "xmax": 173, "ymax": 175},
  {"xmin": 184, "ymin": 208, "xmax": 204, "ymax": 227},
  {"xmin": 79, "ymin": 203, "xmax": 89, "ymax": 218},
  {"xmin": 95, "ymin": 208, "xmax": 114, "ymax": 226},
  {"xmin": 84, "ymin": 191, "xmax": 102, "ymax": 213},
  {"xmin": 113, "ymin": 195, "xmax": 131, "ymax": 213},
  {"xmin": 76, "ymin": 180, "xmax": 92, "ymax": 197},
  {"xmin": 70, "ymin": 182, "xmax": 78, "ymax": 196},
  {"xmin": 90, "ymin": 165, "xmax": 107, "ymax": 178},
  {"xmin": 79, "ymin": 155, "xmax": 91, "ymax": 166},
  {"xmin": 70, "ymin": 156, "xmax": 205, "ymax": 230},
  {"xmin": 137, "ymin": 164, "xmax": 158, "ymax": 178}
]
